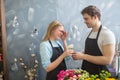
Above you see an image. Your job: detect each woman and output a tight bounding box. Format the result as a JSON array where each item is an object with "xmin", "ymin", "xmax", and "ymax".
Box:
[{"xmin": 39, "ymin": 20, "xmax": 73, "ymax": 80}]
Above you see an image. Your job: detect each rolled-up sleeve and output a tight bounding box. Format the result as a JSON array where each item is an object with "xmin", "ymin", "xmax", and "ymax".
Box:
[
  {"xmin": 102, "ymin": 30, "xmax": 115, "ymax": 45},
  {"xmin": 40, "ymin": 42, "xmax": 52, "ymax": 68}
]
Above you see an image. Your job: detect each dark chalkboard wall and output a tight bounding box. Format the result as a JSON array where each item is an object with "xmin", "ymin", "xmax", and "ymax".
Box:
[{"xmin": 4, "ymin": 0, "xmax": 120, "ymax": 80}]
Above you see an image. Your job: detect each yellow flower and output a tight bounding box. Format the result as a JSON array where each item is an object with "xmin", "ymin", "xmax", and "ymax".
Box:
[
  {"xmin": 85, "ymin": 78, "xmax": 91, "ymax": 80},
  {"xmin": 105, "ymin": 78, "xmax": 116, "ymax": 80},
  {"xmin": 96, "ymin": 78, "xmax": 100, "ymax": 80}
]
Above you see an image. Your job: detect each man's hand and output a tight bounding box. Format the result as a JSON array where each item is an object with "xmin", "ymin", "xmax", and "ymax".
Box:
[{"xmin": 72, "ymin": 52, "xmax": 84, "ymax": 60}]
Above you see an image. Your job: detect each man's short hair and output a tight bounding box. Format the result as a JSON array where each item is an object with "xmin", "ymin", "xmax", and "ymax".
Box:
[{"xmin": 81, "ymin": 5, "xmax": 101, "ymax": 20}]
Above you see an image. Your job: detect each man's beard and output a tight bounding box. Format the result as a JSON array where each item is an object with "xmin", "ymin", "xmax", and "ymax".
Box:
[
  {"xmin": 86, "ymin": 25, "xmax": 91, "ymax": 28},
  {"xmin": 86, "ymin": 23, "xmax": 91, "ymax": 28}
]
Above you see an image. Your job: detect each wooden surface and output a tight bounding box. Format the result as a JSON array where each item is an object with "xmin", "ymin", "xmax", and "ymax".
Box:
[{"xmin": 0, "ymin": 0, "xmax": 9, "ymax": 80}]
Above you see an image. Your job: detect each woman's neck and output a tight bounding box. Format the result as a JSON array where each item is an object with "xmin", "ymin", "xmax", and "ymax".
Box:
[{"xmin": 49, "ymin": 36, "xmax": 55, "ymax": 41}]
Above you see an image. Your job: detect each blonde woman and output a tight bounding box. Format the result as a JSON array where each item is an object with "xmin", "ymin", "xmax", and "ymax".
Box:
[{"xmin": 39, "ymin": 20, "xmax": 73, "ymax": 80}]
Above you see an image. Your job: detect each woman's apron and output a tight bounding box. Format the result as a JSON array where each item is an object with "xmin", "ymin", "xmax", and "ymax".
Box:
[
  {"xmin": 81, "ymin": 25, "xmax": 109, "ymax": 75},
  {"xmin": 46, "ymin": 40, "xmax": 66, "ymax": 80}
]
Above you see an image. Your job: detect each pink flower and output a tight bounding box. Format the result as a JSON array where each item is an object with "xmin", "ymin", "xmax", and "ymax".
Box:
[
  {"xmin": 66, "ymin": 70, "xmax": 74, "ymax": 77},
  {"xmin": 57, "ymin": 70, "xmax": 75, "ymax": 80},
  {"xmin": 57, "ymin": 70, "xmax": 67, "ymax": 80}
]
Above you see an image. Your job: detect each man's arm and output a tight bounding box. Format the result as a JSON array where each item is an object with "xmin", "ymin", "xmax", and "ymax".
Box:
[{"xmin": 72, "ymin": 44, "xmax": 115, "ymax": 65}]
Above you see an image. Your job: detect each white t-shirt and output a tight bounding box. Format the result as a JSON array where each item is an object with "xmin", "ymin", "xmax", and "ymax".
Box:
[{"xmin": 88, "ymin": 26, "xmax": 116, "ymax": 54}]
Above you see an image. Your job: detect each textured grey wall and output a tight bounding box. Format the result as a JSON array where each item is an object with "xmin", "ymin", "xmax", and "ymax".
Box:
[{"xmin": 4, "ymin": 0, "xmax": 120, "ymax": 80}]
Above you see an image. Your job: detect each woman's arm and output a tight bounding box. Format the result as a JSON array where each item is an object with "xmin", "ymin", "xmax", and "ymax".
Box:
[{"xmin": 45, "ymin": 50, "xmax": 73, "ymax": 72}]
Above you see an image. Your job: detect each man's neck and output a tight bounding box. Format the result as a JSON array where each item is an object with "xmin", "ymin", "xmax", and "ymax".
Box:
[{"xmin": 92, "ymin": 21, "xmax": 101, "ymax": 32}]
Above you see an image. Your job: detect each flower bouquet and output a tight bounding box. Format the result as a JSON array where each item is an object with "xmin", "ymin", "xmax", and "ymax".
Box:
[
  {"xmin": 57, "ymin": 69, "xmax": 117, "ymax": 80},
  {"xmin": 57, "ymin": 69, "xmax": 89, "ymax": 80},
  {"xmin": 86, "ymin": 70, "xmax": 117, "ymax": 80}
]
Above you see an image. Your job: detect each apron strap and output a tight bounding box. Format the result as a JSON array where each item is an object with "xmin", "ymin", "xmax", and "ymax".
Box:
[
  {"xmin": 96, "ymin": 25, "xmax": 102, "ymax": 40},
  {"xmin": 87, "ymin": 25, "xmax": 102, "ymax": 40}
]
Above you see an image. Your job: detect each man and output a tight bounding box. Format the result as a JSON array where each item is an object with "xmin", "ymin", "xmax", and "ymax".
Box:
[{"xmin": 72, "ymin": 5, "xmax": 116, "ymax": 75}]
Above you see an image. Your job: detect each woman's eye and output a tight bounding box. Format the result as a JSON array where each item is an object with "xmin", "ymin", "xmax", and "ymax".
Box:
[{"xmin": 60, "ymin": 30, "xmax": 64, "ymax": 33}]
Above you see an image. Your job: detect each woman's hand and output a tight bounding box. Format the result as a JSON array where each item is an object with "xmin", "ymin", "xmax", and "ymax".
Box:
[
  {"xmin": 61, "ymin": 31, "xmax": 68, "ymax": 41},
  {"xmin": 62, "ymin": 49, "xmax": 74, "ymax": 58}
]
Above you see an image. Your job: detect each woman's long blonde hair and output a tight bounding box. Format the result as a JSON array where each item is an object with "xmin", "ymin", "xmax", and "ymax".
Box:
[{"xmin": 42, "ymin": 20, "xmax": 63, "ymax": 41}]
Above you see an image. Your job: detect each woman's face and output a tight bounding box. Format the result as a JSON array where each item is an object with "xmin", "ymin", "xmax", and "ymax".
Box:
[{"xmin": 51, "ymin": 26, "xmax": 64, "ymax": 40}]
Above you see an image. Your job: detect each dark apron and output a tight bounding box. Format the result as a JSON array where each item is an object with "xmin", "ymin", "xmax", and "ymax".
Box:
[
  {"xmin": 46, "ymin": 40, "xmax": 66, "ymax": 80},
  {"xmin": 81, "ymin": 25, "xmax": 109, "ymax": 75}
]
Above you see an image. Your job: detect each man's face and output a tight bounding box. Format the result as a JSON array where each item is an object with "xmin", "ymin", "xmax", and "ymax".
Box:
[{"xmin": 82, "ymin": 13, "xmax": 96, "ymax": 28}]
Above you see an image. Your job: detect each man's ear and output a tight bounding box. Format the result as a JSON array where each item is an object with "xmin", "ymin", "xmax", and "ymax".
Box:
[{"xmin": 94, "ymin": 15, "xmax": 98, "ymax": 19}]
